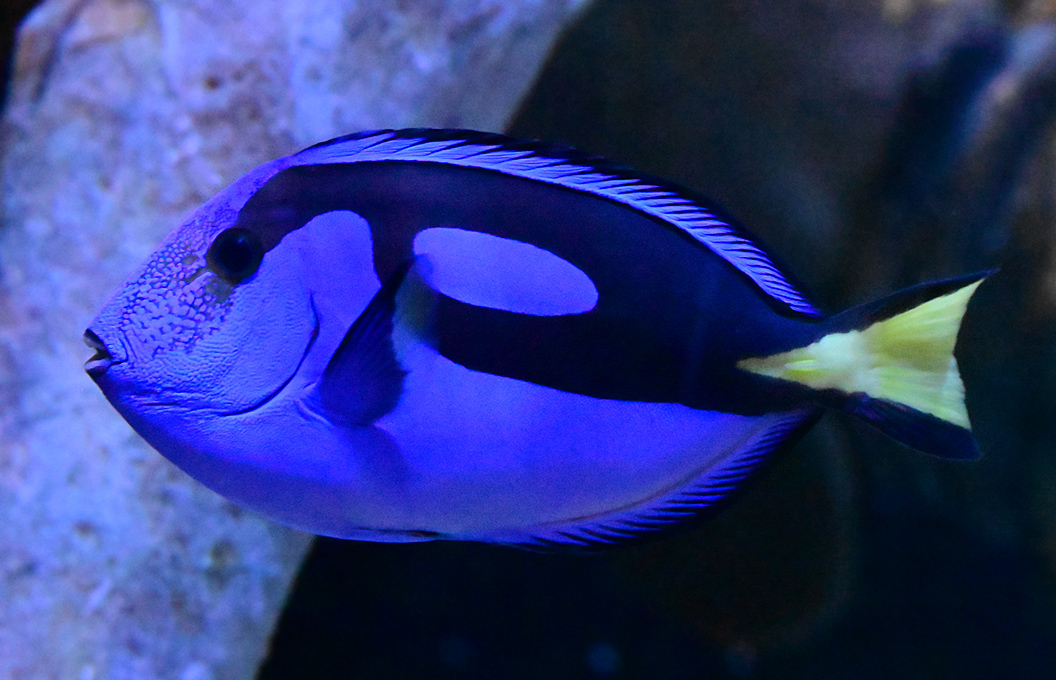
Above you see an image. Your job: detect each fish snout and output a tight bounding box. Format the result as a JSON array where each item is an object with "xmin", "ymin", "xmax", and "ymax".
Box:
[{"xmin": 83, "ymin": 328, "xmax": 118, "ymax": 378}]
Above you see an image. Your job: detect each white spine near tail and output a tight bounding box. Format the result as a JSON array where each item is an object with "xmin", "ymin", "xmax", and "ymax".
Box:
[{"xmin": 738, "ymin": 280, "xmax": 982, "ymax": 428}]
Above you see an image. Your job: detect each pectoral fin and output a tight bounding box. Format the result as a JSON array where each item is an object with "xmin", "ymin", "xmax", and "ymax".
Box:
[{"xmin": 312, "ymin": 260, "xmax": 412, "ymax": 426}]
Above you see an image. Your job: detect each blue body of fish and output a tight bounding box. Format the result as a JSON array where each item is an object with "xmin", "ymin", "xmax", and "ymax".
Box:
[{"xmin": 84, "ymin": 129, "xmax": 986, "ymax": 550}]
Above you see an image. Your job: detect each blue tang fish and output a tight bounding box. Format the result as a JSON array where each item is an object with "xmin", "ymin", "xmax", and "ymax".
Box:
[{"xmin": 84, "ymin": 129, "xmax": 987, "ymax": 550}]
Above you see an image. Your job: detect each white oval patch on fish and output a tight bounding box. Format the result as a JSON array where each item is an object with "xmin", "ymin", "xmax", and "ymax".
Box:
[{"xmin": 413, "ymin": 227, "xmax": 598, "ymax": 316}]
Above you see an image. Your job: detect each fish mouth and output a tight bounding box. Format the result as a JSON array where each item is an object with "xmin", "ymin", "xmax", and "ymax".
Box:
[{"xmin": 83, "ymin": 329, "xmax": 117, "ymax": 378}]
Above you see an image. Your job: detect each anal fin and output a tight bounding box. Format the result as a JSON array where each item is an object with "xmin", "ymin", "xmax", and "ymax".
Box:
[{"xmin": 475, "ymin": 408, "xmax": 821, "ymax": 552}]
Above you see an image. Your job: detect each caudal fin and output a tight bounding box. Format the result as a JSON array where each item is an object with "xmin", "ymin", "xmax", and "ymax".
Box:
[{"xmin": 737, "ymin": 273, "xmax": 990, "ymax": 460}]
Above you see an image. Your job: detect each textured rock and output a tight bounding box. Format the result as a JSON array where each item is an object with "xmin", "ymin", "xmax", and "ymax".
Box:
[{"xmin": 0, "ymin": 0, "xmax": 588, "ymax": 677}]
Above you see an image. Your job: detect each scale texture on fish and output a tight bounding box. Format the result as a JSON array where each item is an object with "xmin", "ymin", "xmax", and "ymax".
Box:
[{"xmin": 83, "ymin": 129, "xmax": 988, "ymax": 550}]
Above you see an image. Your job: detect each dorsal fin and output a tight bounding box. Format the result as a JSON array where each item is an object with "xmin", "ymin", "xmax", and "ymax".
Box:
[{"xmin": 293, "ymin": 129, "xmax": 822, "ymax": 318}]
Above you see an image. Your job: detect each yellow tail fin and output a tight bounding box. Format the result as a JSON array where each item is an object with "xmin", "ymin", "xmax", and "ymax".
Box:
[{"xmin": 738, "ymin": 280, "xmax": 983, "ymax": 430}]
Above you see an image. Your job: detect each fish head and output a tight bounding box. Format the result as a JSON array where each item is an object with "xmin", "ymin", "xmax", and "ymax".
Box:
[{"xmin": 84, "ymin": 159, "xmax": 319, "ymax": 427}]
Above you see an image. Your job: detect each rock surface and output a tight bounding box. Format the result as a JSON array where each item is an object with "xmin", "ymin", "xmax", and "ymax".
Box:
[{"xmin": 0, "ymin": 0, "xmax": 588, "ymax": 677}]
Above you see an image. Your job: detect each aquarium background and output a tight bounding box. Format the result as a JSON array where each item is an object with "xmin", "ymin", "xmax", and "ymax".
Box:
[{"xmin": 4, "ymin": 0, "xmax": 1056, "ymax": 678}]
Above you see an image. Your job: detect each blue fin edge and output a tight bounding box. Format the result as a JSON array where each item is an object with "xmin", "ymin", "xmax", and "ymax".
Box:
[
  {"xmin": 293, "ymin": 129, "xmax": 822, "ymax": 319},
  {"xmin": 825, "ymin": 270, "xmax": 994, "ymax": 334},
  {"xmin": 466, "ymin": 407, "xmax": 822, "ymax": 553},
  {"xmin": 849, "ymin": 395, "xmax": 981, "ymax": 460}
]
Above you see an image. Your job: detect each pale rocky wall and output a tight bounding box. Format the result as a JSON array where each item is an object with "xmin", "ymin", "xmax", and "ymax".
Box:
[{"xmin": 0, "ymin": 1, "xmax": 589, "ymax": 678}]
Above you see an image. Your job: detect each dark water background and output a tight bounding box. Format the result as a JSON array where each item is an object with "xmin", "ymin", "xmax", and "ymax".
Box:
[{"xmin": 8, "ymin": 0, "xmax": 1056, "ymax": 677}]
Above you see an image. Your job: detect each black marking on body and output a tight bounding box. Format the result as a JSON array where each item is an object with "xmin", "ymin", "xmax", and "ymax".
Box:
[{"xmin": 234, "ymin": 160, "xmax": 818, "ymax": 411}]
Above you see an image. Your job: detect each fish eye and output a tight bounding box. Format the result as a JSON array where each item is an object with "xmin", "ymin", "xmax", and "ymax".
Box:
[{"xmin": 207, "ymin": 227, "xmax": 264, "ymax": 282}]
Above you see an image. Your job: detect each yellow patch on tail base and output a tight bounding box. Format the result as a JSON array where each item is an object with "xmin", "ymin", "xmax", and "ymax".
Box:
[{"xmin": 737, "ymin": 281, "xmax": 982, "ymax": 428}]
